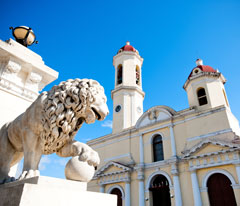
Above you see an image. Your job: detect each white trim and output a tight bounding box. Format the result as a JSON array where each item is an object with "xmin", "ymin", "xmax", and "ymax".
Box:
[
  {"xmin": 149, "ymin": 132, "xmax": 164, "ymax": 144},
  {"xmin": 88, "ymin": 105, "xmax": 227, "ymax": 148},
  {"xmin": 173, "ymin": 106, "xmax": 226, "ymax": 128},
  {"xmin": 191, "ymin": 170, "xmax": 202, "ymax": 206},
  {"xmin": 235, "ymin": 164, "xmax": 240, "ymax": 185},
  {"xmin": 135, "ymin": 106, "xmax": 175, "ymax": 128},
  {"xmin": 145, "ymin": 171, "xmax": 173, "ymax": 190},
  {"xmin": 173, "ymin": 175, "xmax": 183, "ymax": 206},
  {"xmin": 187, "ymin": 128, "xmax": 232, "ymax": 142},
  {"xmin": 139, "ymin": 180, "xmax": 145, "ymax": 206},
  {"xmin": 123, "ymin": 95, "xmax": 127, "ymax": 128},
  {"xmin": 139, "ymin": 134, "xmax": 144, "ymax": 164},
  {"xmin": 96, "ymin": 161, "xmax": 131, "ymax": 177},
  {"xmin": 183, "ymin": 139, "xmax": 240, "ymax": 158},
  {"xmin": 169, "ymin": 125, "xmax": 177, "ymax": 156},
  {"xmin": 202, "ymin": 169, "xmax": 237, "ymax": 188},
  {"xmin": 107, "ymin": 184, "xmax": 125, "ymax": 199},
  {"xmin": 143, "ymin": 157, "xmax": 177, "ymax": 170},
  {"xmin": 125, "ymin": 182, "xmax": 131, "ymax": 206},
  {"xmin": 104, "ymin": 153, "xmax": 131, "ymax": 162}
]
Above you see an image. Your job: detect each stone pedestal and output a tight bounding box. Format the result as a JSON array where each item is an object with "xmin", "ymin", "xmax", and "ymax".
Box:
[
  {"xmin": 0, "ymin": 176, "xmax": 117, "ymax": 206},
  {"xmin": 0, "ymin": 39, "xmax": 58, "ymax": 177}
]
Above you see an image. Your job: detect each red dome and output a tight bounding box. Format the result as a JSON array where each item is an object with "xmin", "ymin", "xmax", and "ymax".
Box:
[
  {"xmin": 197, "ymin": 65, "xmax": 216, "ymax": 73},
  {"xmin": 188, "ymin": 59, "xmax": 217, "ymax": 79},
  {"xmin": 118, "ymin": 41, "xmax": 137, "ymax": 54}
]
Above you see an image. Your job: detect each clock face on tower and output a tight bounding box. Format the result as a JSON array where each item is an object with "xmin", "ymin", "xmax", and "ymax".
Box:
[{"xmin": 115, "ymin": 105, "xmax": 121, "ymax": 113}]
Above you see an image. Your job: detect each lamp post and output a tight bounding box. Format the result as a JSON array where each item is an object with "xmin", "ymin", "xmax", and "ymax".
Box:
[{"xmin": 9, "ymin": 26, "xmax": 38, "ymax": 47}]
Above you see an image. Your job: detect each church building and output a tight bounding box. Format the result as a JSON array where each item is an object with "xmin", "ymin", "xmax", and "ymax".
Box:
[{"xmin": 87, "ymin": 42, "xmax": 240, "ymax": 206}]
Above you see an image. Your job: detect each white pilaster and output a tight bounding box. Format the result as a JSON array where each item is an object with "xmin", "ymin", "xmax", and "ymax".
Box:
[
  {"xmin": 139, "ymin": 180, "xmax": 145, "ymax": 206},
  {"xmin": 235, "ymin": 163, "xmax": 240, "ymax": 184},
  {"xmin": 169, "ymin": 125, "xmax": 177, "ymax": 156},
  {"xmin": 100, "ymin": 184, "xmax": 105, "ymax": 193},
  {"xmin": 171, "ymin": 164, "xmax": 182, "ymax": 206},
  {"xmin": 173, "ymin": 175, "xmax": 183, "ymax": 206},
  {"xmin": 123, "ymin": 94, "xmax": 127, "ymax": 129},
  {"xmin": 139, "ymin": 134, "xmax": 144, "ymax": 164},
  {"xmin": 191, "ymin": 170, "xmax": 202, "ymax": 206},
  {"xmin": 138, "ymin": 167, "xmax": 145, "ymax": 206},
  {"xmin": 125, "ymin": 181, "xmax": 131, "ymax": 206}
]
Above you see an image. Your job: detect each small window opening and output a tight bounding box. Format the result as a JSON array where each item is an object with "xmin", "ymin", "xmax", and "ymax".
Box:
[
  {"xmin": 136, "ymin": 66, "xmax": 140, "ymax": 85},
  {"xmin": 197, "ymin": 88, "xmax": 208, "ymax": 106},
  {"xmin": 117, "ymin": 65, "xmax": 122, "ymax": 85}
]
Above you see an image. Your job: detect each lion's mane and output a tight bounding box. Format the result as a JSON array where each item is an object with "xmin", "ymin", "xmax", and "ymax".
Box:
[{"xmin": 40, "ymin": 78, "xmax": 104, "ymax": 154}]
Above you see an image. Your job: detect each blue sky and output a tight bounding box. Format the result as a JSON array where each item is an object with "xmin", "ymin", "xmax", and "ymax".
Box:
[{"xmin": 1, "ymin": 0, "xmax": 240, "ymax": 178}]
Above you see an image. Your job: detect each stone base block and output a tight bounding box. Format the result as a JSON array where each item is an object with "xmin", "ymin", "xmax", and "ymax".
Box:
[{"xmin": 0, "ymin": 176, "xmax": 117, "ymax": 206}]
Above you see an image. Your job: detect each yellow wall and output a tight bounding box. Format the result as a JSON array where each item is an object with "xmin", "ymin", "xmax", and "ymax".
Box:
[{"xmin": 88, "ymin": 101, "xmax": 240, "ymax": 206}]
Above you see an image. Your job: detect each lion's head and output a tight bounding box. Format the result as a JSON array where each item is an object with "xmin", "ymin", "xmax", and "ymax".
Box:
[{"xmin": 40, "ymin": 78, "xmax": 109, "ymax": 154}]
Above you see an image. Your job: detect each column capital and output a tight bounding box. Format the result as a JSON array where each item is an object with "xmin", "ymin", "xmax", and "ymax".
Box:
[
  {"xmin": 99, "ymin": 183, "xmax": 105, "ymax": 186},
  {"xmin": 171, "ymin": 163, "xmax": 179, "ymax": 175},
  {"xmin": 168, "ymin": 123, "xmax": 173, "ymax": 128},
  {"xmin": 189, "ymin": 168, "xmax": 197, "ymax": 173},
  {"xmin": 125, "ymin": 172, "xmax": 131, "ymax": 183}
]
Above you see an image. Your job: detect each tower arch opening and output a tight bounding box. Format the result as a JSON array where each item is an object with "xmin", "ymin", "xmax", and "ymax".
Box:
[
  {"xmin": 136, "ymin": 65, "xmax": 140, "ymax": 85},
  {"xmin": 197, "ymin": 87, "xmax": 208, "ymax": 106},
  {"xmin": 117, "ymin": 64, "xmax": 123, "ymax": 85}
]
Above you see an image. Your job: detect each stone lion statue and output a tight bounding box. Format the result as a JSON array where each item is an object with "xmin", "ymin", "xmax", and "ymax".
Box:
[{"xmin": 0, "ymin": 78, "xmax": 109, "ymax": 184}]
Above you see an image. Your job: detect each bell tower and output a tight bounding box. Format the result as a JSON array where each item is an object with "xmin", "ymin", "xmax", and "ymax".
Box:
[
  {"xmin": 183, "ymin": 59, "xmax": 228, "ymax": 111},
  {"xmin": 111, "ymin": 42, "xmax": 145, "ymax": 133}
]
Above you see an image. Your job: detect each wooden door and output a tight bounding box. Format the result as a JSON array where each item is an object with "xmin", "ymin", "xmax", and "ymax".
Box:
[{"xmin": 207, "ymin": 173, "xmax": 237, "ymax": 206}]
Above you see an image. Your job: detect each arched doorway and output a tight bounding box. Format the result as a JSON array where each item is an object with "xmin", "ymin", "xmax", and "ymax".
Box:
[
  {"xmin": 110, "ymin": 188, "xmax": 122, "ymax": 206},
  {"xmin": 207, "ymin": 173, "xmax": 237, "ymax": 206},
  {"xmin": 149, "ymin": 175, "xmax": 171, "ymax": 206}
]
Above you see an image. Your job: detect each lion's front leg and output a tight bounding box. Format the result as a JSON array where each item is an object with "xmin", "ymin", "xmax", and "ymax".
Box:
[
  {"xmin": 19, "ymin": 131, "xmax": 42, "ymax": 180},
  {"xmin": 57, "ymin": 140, "xmax": 100, "ymax": 167}
]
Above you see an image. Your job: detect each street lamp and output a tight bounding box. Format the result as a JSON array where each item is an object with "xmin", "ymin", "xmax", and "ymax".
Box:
[{"xmin": 9, "ymin": 26, "xmax": 38, "ymax": 47}]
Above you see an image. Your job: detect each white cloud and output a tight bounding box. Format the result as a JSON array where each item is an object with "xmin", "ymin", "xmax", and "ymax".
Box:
[
  {"xmin": 101, "ymin": 120, "xmax": 112, "ymax": 128},
  {"xmin": 39, "ymin": 156, "xmax": 51, "ymax": 171}
]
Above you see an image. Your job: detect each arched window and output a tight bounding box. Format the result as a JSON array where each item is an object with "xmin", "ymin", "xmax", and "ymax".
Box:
[
  {"xmin": 197, "ymin": 88, "xmax": 208, "ymax": 106},
  {"xmin": 136, "ymin": 65, "xmax": 140, "ymax": 85},
  {"xmin": 110, "ymin": 188, "xmax": 123, "ymax": 206},
  {"xmin": 117, "ymin": 65, "xmax": 122, "ymax": 85},
  {"xmin": 153, "ymin": 135, "xmax": 164, "ymax": 162}
]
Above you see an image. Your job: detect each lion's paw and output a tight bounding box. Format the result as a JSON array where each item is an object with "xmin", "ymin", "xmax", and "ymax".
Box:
[
  {"xmin": 19, "ymin": 169, "xmax": 40, "ymax": 180},
  {"xmin": 79, "ymin": 149, "xmax": 100, "ymax": 167}
]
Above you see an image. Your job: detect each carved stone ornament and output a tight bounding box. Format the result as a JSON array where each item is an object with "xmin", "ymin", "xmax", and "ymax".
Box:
[
  {"xmin": 28, "ymin": 72, "xmax": 42, "ymax": 84},
  {"xmin": 0, "ymin": 78, "xmax": 109, "ymax": 184},
  {"xmin": 5, "ymin": 60, "xmax": 21, "ymax": 74}
]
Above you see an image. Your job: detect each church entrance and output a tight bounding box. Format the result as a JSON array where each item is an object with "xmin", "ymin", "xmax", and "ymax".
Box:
[
  {"xmin": 149, "ymin": 175, "xmax": 171, "ymax": 206},
  {"xmin": 207, "ymin": 173, "xmax": 237, "ymax": 206},
  {"xmin": 110, "ymin": 188, "xmax": 122, "ymax": 206}
]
